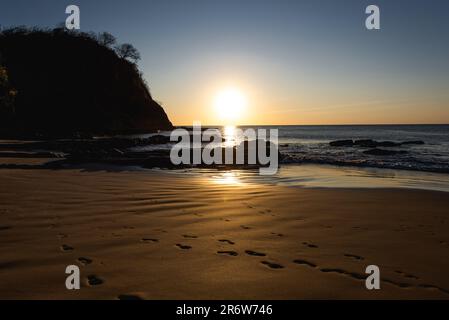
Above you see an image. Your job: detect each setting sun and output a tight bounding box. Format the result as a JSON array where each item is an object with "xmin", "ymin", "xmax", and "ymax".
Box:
[{"xmin": 214, "ymin": 88, "xmax": 247, "ymax": 123}]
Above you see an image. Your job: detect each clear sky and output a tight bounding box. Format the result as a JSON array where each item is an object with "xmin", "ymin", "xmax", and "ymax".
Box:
[{"xmin": 1, "ymin": 0, "xmax": 449, "ymax": 125}]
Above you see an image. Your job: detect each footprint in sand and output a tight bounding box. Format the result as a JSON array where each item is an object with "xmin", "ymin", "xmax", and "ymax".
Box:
[
  {"xmin": 382, "ymin": 278, "xmax": 412, "ymax": 288},
  {"xmin": 242, "ymin": 202, "xmax": 254, "ymax": 209},
  {"xmin": 319, "ymin": 268, "xmax": 366, "ymax": 281},
  {"xmin": 176, "ymin": 244, "xmax": 192, "ymax": 250},
  {"xmin": 218, "ymin": 239, "xmax": 235, "ymax": 245},
  {"xmin": 141, "ymin": 238, "xmax": 159, "ymax": 243},
  {"xmin": 183, "ymin": 235, "xmax": 198, "ymax": 239},
  {"xmin": 303, "ymin": 242, "xmax": 318, "ymax": 249},
  {"xmin": 78, "ymin": 257, "xmax": 93, "ymax": 265},
  {"xmin": 87, "ymin": 275, "xmax": 104, "ymax": 286},
  {"xmin": 293, "ymin": 259, "xmax": 317, "ymax": 268},
  {"xmin": 217, "ymin": 251, "xmax": 238, "ymax": 256},
  {"xmin": 417, "ymin": 284, "xmax": 449, "ymax": 295},
  {"xmin": 261, "ymin": 261, "xmax": 284, "ymax": 269},
  {"xmin": 395, "ymin": 270, "xmax": 419, "ymax": 280},
  {"xmin": 271, "ymin": 232, "xmax": 284, "ymax": 237},
  {"xmin": 344, "ymin": 253, "xmax": 364, "ymax": 261},
  {"xmin": 245, "ymin": 250, "xmax": 266, "ymax": 257},
  {"xmin": 118, "ymin": 294, "xmax": 144, "ymax": 300},
  {"xmin": 61, "ymin": 244, "xmax": 74, "ymax": 252}
]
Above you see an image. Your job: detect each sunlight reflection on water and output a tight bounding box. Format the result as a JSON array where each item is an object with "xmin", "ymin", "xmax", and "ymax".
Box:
[
  {"xmin": 182, "ymin": 164, "xmax": 449, "ymax": 192},
  {"xmin": 211, "ymin": 171, "xmax": 243, "ymax": 186},
  {"xmin": 223, "ymin": 125, "xmax": 238, "ymax": 148}
]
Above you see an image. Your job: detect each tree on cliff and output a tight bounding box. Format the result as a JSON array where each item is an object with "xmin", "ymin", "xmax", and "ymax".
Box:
[
  {"xmin": 115, "ymin": 43, "xmax": 141, "ymax": 63},
  {"xmin": 98, "ymin": 32, "xmax": 116, "ymax": 47}
]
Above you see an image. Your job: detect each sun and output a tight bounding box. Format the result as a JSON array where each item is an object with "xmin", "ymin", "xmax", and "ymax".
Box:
[{"xmin": 214, "ymin": 88, "xmax": 247, "ymax": 123}]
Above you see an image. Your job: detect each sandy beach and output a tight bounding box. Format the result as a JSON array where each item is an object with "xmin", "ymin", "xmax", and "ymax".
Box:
[
  {"xmin": 1, "ymin": 0, "xmax": 449, "ymax": 305},
  {"xmin": 1, "ymin": 167, "xmax": 449, "ymax": 300}
]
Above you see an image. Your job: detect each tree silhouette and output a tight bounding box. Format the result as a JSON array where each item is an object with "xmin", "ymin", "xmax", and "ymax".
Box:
[
  {"xmin": 98, "ymin": 32, "xmax": 116, "ymax": 47},
  {"xmin": 115, "ymin": 43, "xmax": 141, "ymax": 63}
]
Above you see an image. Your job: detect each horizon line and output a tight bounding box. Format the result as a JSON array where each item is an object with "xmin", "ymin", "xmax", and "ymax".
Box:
[{"xmin": 173, "ymin": 123, "xmax": 449, "ymax": 127}]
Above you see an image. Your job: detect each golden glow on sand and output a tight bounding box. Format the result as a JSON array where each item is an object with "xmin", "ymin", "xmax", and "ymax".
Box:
[{"xmin": 211, "ymin": 171, "xmax": 243, "ymax": 185}]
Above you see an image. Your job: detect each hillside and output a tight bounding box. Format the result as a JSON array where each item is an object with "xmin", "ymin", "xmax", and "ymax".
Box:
[{"xmin": 0, "ymin": 27, "xmax": 173, "ymax": 138}]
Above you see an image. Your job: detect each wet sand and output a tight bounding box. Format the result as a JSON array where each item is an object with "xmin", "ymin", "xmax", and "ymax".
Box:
[{"xmin": 1, "ymin": 168, "xmax": 449, "ymax": 299}]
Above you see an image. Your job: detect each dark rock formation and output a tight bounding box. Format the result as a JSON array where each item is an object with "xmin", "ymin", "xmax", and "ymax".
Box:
[
  {"xmin": 363, "ymin": 148, "xmax": 408, "ymax": 156},
  {"xmin": 354, "ymin": 139, "xmax": 377, "ymax": 148},
  {"xmin": 0, "ymin": 27, "xmax": 173, "ymax": 138},
  {"xmin": 329, "ymin": 140, "xmax": 354, "ymax": 147},
  {"xmin": 376, "ymin": 141, "xmax": 402, "ymax": 147},
  {"xmin": 331, "ymin": 139, "xmax": 425, "ymax": 148},
  {"xmin": 355, "ymin": 140, "xmax": 402, "ymax": 147},
  {"xmin": 401, "ymin": 141, "xmax": 425, "ymax": 145}
]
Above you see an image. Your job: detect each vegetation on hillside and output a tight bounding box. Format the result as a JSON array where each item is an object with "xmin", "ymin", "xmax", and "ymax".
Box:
[{"xmin": 0, "ymin": 27, "xmax": 172, "ymax": 138}]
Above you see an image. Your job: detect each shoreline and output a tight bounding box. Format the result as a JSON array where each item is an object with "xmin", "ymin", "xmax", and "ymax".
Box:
[
  {"xmin": 2, "ymin": 156, "xmax": 448, "ymax": 193},
  {"xmin": 1, "ymin": 168, "xmax": 449, "ymax": 299}
]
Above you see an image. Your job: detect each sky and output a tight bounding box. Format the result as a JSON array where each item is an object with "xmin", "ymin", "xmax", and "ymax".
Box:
[{"xmin": 1, "ymin": 0, "xmax": 449, "ymax": 125}]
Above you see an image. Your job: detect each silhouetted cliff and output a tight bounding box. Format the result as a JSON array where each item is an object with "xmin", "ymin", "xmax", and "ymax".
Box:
[{"xmin": 0, "ymin": 27, "xmax": 173, "ymax": 138}]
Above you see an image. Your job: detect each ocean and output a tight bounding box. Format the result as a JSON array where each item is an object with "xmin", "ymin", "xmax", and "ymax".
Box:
[
  {"xmin": 254, "ymin": 124, "xmax": 449, "ymax": 173},
  {"xmin": 135, "ymin": 124, "xmax": 449, "ymax": 174},
  {"xmin": 130, "ymin": 124, "xmax": 449, "ymax": 192}
]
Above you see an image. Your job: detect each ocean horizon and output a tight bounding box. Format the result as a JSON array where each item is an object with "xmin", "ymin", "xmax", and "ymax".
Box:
[{"xmin": 130, "ymin": 124, "xmax": 449, "ymax": 173}]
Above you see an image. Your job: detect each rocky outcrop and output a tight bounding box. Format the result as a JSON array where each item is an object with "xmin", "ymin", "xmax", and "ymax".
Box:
[
  {"xmin": 330, "ymin": 139, "xmax": 424, "ymax": 148},
  {"xmin": 363, "ymin": 148, "xmax": 408, "ymax": 156},
  {"xmin": 0, "ymin": 27, "xmax": 173, "ymax": 138},
  {"xmin": 329, "ymin": 140, "xmax": 354, "ymax": 147}
]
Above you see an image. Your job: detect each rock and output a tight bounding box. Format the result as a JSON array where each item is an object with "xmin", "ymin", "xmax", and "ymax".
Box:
[
  {"xmin": 146, "ymin": 135, "xmax": 171, "ymax": 145},
  {"xmin": 363, "ymin": 148, "xmax": 408, "ymax": 156},
  {"xmin": 330, "ymin": 140, "xmax": 354, "ymax": 147},
  {"xmin": 401, "ymin": 140, "xmax": 425, "ymax": 145},
  {"xmin": 0, "ymin": 151, "xmax": 62, "ymax": 158},
  {"xmin": 188, "ymin": 132, "xmax": 226, "ymax": 143},
  {"xmin": 332, "ymin": 139, "xmax": 416, "ymax": 148},
  {"xmin": 354, "ymin": 140, "xmax": 401, "ymax": 148},
  {"xmin": 377, "ymin": 141, "xmax": 402, "ymax": 147},
  {"xmin": 111, "ymin": 148, "xmax": 124, "ymax": 156},
  {"xmin": 354, "ymin": 139, "xmax": 377, "ymax": 148}
]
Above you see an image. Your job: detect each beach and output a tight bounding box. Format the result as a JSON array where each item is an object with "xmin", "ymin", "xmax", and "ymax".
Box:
[
  {"xmin": 1, "ymin": 0, "xmax": 449, "ymax": 305},
  {"xmin": 1, "ymin": 167, "xmax": 449, "ymax": 299}
]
